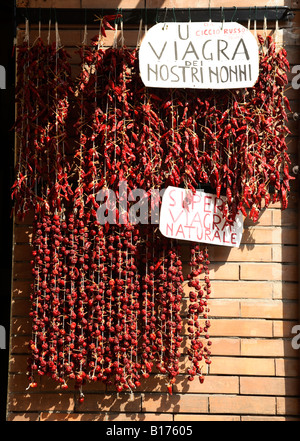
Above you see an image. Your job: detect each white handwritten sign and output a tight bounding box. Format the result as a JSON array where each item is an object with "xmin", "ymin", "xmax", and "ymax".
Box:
[
  {"xmin": 159, "ymin": 187, "xmax": 243, "ymax": 247},
  {"xmin": 139, "ymin": 22, "xmax": 259, "ymax": 89}
]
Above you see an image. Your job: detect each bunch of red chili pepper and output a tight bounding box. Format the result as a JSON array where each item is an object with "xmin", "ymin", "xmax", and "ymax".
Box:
[
  {"xmin": 127, "ymin": 32, "xmax": 292, "ymax": 224},
  {"xmin": 12, "ymin": 18, "xmax": 292, "ymax": 398},
  {"xmin": 12, "ymin": 31, "xmax": 73, "ymax": 217}
]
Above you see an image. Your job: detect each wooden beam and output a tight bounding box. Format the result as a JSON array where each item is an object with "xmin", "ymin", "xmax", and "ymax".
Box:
[{"xmin": 15, "ymin": 7, "xmax": 294, "ymax": 26}]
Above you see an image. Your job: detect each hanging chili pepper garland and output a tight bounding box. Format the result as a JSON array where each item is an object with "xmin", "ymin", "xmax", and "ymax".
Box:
[
  {"xmin": 12, "ymin": 23, "xmax": 74, "ymax": 217},
  {"xmin": 12, "ymin": 17, "xmax": 293, "ymax": 400}
]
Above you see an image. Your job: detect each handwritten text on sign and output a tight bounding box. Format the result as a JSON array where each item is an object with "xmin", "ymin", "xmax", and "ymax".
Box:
[
  {"xmin": 159, "ymin": 187, "xmax": 243, "ymax": 247},
  {"xmin": 139, "ymin": 22, "xmax": 259, "ymax": 89}
]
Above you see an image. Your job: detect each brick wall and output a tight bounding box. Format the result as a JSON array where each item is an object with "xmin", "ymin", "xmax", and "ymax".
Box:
[{"xmin": 6, "ymin": 0, "xmax": 300, "ymax": 421}]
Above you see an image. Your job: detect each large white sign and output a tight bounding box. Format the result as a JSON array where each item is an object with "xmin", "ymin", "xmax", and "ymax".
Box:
[
  {"xmin": 139, "ymin": 22, "xmax": 259, "ymax": 89},
  {"xmin": 159, "ymin": 187, "xmax": 243, "ymax": 247}
]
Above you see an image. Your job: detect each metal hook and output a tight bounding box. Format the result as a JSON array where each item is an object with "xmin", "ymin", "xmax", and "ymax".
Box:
[
  {"xmin": 82, "ymin": 9, "xmax": 88, "ymax": 46},
  {"xmin": 162, "ymin": 8, "xmax": 168, "ymax": 30},
  {"xmin": 231, "ymin": 6, "xmax": 237, "ymax": 22},
  {"xmin": 274, "ymin": 6, "xmax": 279, "ymax": 49},
  {"xmin": 136, "ymin": 16, "xmax": 143, "ymax": 48},
  {"xmin": 38, "ymin": 7, "xmax": 41, "ymax": 39},
  {"xmin": 47, "ymin": 14, "xmax": 51, "ymax": 45},
  {"xmin": 55, "ymin": 20, "xmax": 61, "ymax": 51},
  {"xmin": 120, "ymin": 9, "xmax": 125, "ymax": 48},
  {"xmin": 248, "ymin": 7, "xmax": 252, "ymax": 30},
  {"xmin": 82, "ymin": 23, "xmax": 88, "ymax": 46},
  {"xmin": 145, "ymin": 7, "xmax": 148, "ymax": 33},
  {"xmin": 113, "ymin": 9, "xmax": 119, "ymax": 49},
  {"xmin": 24, "ymin": 17, "xmax": 29, "ymax": 44},
  {"xmin": 263, "ymin": 6, "xmax": 268, "ymax": 35},
  {"xmin": 254, "ymin": 6, "xmax": 257, "ymax": 38},
  {"xmin": 221, "ymin": 7, "xmax": 225, "ymax": 29}
]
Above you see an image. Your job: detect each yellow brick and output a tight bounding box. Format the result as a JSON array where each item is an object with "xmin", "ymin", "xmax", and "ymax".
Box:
[
  {"xmin": 210, "ymin": 245, "xmax": 272, "ymax": 262},
  {"xmin": 240, "ymin": 377, "xmax": 299, "ymax": 396},
  {"xmin": 210, "ymin": 319, "xmax": 272, "ymax": 337},
  {"xmin": 209, "ymin": 338, "xmax": 240, "ymax": 356},
  {"xmin": 277, "ymin": 397, "xmax": 300, "ymax": 416},
  {"xmin": 7, "ymin": 413, "xmax": 39, "ymax": 421},
  {"xmin": 209, "ymin": 299, "xmax": 240, "ymax": 317},
  {"xmin": 272, "ymin": 209, "xmax": 297, "ymax": 226},
  {"xmin": 272, "ymin": 245, "xmax": 298, "ymax": 263},
  {"xmin": 244, "ymin": 209, "xmax": 272, "ymax": 227},
  {"xmin": 209, "ymin": 263, "xmax": 240, "ymax": 280},
  {"xmin": 40, "ymin": 412, "xmax": 173, "ymax": 421},
  {"xmin": 240, "ymin": 300, "xmax": 298, "ymax": 319},
  {"xmin": 180, "ymin": 336, "xmax": 240, "ymax": 356},
  {"xmin": 241, "ymin": 228, "xmax": 279, "ymax": 244},
  {"xmin": 142, "ymin": 393, "xmax": 208, "ymax": 413},
  {"xmin": 12, "ymin": 280, "xmax": 32, "ymax": 299},
  {"xmin": 240, "ymin": 263, "xmax": 298, "ymax": 282},
  {"xmin": 273, "ymin": 282, "xmax": 298, "ymax": 300},
  {"xmin": 8, "ymin": 374, "xmax": 27, "ymax": 396},
  {"xmin": 273, "ymin": 320, "xmax": 298, "ymax": 338},
  {"xmin": 211, "ymin": 281, "xmax": 273, "ymax": 299},
  {"xmin": 241, "ymin": 338, "xmax": 297, "ymax": 357},
  {"xmin": 7, "ymin": 393, "xmax": 74, "ymax": 413},
  {"xmin": 9, "ymin": 354, "xmax": 28, "ymax": 374},
  {"xmin": 173, "ymin": 375, "xmax": 239, "ymax": 394},
  {"xmin": 13, "ymin": 262, "xmax": 32, "ymax": 280},
  {"xmin": 75, "ymin": 393, "xmax": 142, "ymax": 413},
  {"xmin": 275, "ymin": 359, "xmax": 300, "ymax": 377},
  {"xmin": 40, "ymin": 413, "xmax": 102, "ymax": 421},
  {"xmin": 10, "ymin": 298, "xmax": 31, "ymax": 318},
  {"xmin": 10, "ymin": 318, "xmax": 31, "ymax": 337},
  {"xmin": 174, "ymin": 414, "xmax": 240, "ymax": 421},
  {"xmin": 13, "ymin": 244, "xmax": 31, "ymax": 262},
  {"xmin": 209, "ymin": 395, "xmax": 276, "ymax": 415},
  {"xmin": 9, "ymin": 336, "xmax": 29, "ymax": 355},
  {"xmin": 241, "ymin": 416, "xmax": 297, "ymax": 421},
  {"xmin": 210, "ymin": 357, "xmax": 275, "ymax": 376},
  {"xmin": 242, "ymin": 228, "xmax": 297, "ymax": 245}
]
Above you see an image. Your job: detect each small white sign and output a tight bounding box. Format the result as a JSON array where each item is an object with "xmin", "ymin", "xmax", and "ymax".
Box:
[
  {"xmin": 139, "ymin": 22, "xmax": 259, "ymax": 89},
  {"xmin": 159, "ymin": 187, "xmax": 243, "ymax": 247}
]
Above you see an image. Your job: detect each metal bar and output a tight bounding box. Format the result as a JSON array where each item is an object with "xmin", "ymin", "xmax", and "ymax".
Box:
[{"xmin": 16, "ymin": 7, "xmax": 293, "ymax": 26}]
